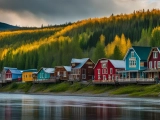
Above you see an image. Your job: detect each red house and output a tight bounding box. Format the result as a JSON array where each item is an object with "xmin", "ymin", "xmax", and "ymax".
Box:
[
  {"xmin": 5, "ymin": 69, "xmax": 12, "ymax": 81},
  {"xmin": 144, "ymin": 47, "xmax": 160, "ymax": 81},
  {"xmin": 93, "ymin": 58, "xmax": 125, "ymax": 83}
]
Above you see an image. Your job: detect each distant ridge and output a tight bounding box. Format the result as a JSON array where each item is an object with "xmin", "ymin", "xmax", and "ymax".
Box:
[{"xmin": 0, "ymin": 22, "xmax": 19, "ymax": 31}]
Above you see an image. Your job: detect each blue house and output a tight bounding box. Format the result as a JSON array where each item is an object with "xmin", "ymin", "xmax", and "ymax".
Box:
[
  {"xmin": 5, "ymin": 68, "xmax": 22, "ymax": 82},
  {"xmin": 0, "ymin": 67, "xmax": 21, "ymax": 82},
  {"xmin": 118, "ymin": 46, "xmax": 151, "ymax": 82},
  {"xmin": 37, "ymin": 67, "xmax": 55, "ymax": 81}
]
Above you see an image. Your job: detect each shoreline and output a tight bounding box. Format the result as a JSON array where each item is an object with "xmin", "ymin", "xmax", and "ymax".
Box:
[
  {"xmin": 0, "ymin": 91, "xmax": 136, "ymax": 98},
  {"xmin": 1, "ymin": 82, "xmax": 160, "ymax": 98}
]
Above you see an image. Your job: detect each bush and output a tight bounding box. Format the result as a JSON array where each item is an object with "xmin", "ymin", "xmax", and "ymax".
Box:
[{"xmin": 10, "ymin": 83, "xmax": 18, "ymax": 89}]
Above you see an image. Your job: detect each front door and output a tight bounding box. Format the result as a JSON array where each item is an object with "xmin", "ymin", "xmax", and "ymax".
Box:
[{"xmin": 103, "ymin": 75, "xmax": 106, "ymax": 80}]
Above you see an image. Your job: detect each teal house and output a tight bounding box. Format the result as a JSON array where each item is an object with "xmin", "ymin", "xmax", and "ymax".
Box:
[
  {"xmin": 118, "ymin": 46, "xmax": 151, "ymax": 82},
  {"xmin": 37, "ymin": 67, "xmax": 55, "ymax": 81}
]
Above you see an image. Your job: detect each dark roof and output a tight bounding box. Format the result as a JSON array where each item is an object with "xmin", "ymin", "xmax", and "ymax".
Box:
[
  {"xmin": 22, "ymin": 69, "xmax": 37, "ymax": 72},
  {"xmin": 132, "ymin": 46, "xmax": 151, "ymax": 61},
  {"xmin": 71, "ymin": 58, "xmax": 89, "ymax": 68},
  {"xmin": 4, "ymin": 67, "xmax": 17, "ymax": 71}
]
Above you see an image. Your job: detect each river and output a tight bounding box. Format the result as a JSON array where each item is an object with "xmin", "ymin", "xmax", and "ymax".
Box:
[{"xmin": 0, "ymin": 93, "xmax": 159, "ymax": 120}]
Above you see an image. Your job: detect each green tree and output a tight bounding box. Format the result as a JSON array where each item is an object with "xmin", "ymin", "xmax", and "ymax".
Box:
[{"xmin": 112, "ymin": 45, "xmax": 122, "ymax": 60}]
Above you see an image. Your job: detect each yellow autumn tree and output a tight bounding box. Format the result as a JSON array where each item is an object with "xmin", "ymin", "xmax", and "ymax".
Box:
[{"xmin": 105, "ymin": 34, "xmax": 132, "ymax": 58}]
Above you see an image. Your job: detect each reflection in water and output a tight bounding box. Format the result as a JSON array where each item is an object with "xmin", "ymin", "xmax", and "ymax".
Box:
[{"xmin": 0, "ymin": 94, "xmax": 159, "ymax": 120}]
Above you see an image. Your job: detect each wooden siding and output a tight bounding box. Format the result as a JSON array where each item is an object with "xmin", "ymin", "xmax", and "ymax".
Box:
[
  {"xmin": 70, "ymin": 59, "xmax": 95, "ymax": 81},
  {"xmin": 22, "ymin": 72, "xmax": 35, "ymax": 82},
  {"xmin": 54, "ymin": 67, "xmax": 70, "ymax": 80},
  {"xmin": 125, "ymin": 49, "xmax": 140, "ymax": 71},
  {"xmin": 37, "ymin": 69, "xmax": 54, "ymax": 81},
  {"xmin": 94, "ymin": 59, "xmax": 124, "ymax": 82}
]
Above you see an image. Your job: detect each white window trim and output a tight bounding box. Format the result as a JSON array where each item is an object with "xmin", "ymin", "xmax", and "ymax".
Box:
[
  {"xmin": 110, "ymin": 68, "xmax": 113, "ymax": 74},
  {"xmin": 129, "ymin": 60, "xmax": 136, "ymax": 68},
  {"xmin": 103, "ymin": 75, "xmax": 106, "ymax": 80},
  {"xmin": 97, "ymin": 69, "xmax": 101, "ymax": 74},
  {"xmin": 98, "ymin": 75, "xmax": 101, "ymax": 80},
  {"xmin": 101, "ymin": 63, "xmax": 107, "ymax": 68},
  {"xmin": 149, "ymin": 61, "xmax": 152, "ymax": 69},
  {"xmin": 63, "ymin": 71, "xmax": 66, "ymax": 77},
  {"xmin": 157, "ymin": 61, "xmax": 160, "ymax": 68},
  {"xmin": 153, "ymin": 51, "xmax": 158, "ymax": 59}
]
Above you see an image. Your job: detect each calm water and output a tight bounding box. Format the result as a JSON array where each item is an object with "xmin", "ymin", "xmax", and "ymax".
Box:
[{"xmin": 0, "ymin": 94, "xmax": 160, "ymax": 120}]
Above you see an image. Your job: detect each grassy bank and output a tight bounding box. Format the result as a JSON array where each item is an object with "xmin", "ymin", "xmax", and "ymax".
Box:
[{"xmin": 0, "ymin": 82, "xmax": 160, "ymax": 97}]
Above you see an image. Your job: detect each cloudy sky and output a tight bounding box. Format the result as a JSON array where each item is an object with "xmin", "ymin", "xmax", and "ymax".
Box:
[{"xmin": 0, "ymin": 0, "xmax": 159, "ymax": 27}]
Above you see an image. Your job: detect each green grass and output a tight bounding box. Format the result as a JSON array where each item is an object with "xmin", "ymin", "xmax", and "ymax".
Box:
[
  {"xmin": 1, "ymin": 82, "xmax": 160, "ymax": 97},
  {"xmin": 48, "ymin": 82, "xmax": 70, "ymax": 92},
  {"xmin": 110, "ymin": 84, "xmax": 160, "ymax": 97},
  {"xmin": 79, "ymin": 85, "xmax": 114, "ymax": 94},
  {"xmin": 69, "ymin": 82, "xmax": 85, "ymax": 92}
]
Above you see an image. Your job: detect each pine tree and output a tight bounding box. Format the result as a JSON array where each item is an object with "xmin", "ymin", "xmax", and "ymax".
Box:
[{"xmin": 112, "ymin": 45, "xmax": 122, "ymax": 60}]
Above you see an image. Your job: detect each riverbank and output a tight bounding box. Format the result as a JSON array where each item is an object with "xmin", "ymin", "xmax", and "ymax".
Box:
[{"xmin": 0, "ymin": 82, "xmax": 160, "ymax": 97}]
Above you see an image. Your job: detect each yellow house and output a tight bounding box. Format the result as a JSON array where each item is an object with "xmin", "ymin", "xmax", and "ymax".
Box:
[{"xmin": 22, "ymin": 69, "xmax": 37, "ymax": 82}]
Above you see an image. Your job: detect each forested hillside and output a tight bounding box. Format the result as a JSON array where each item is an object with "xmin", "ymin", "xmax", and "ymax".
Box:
[
  {"xmin": 0, "ymin": 22, "xmax": 19, "ymax": 30},
  {"xmin": 0, "ymin": 9, "xmax": 160, "ymax": 70}
]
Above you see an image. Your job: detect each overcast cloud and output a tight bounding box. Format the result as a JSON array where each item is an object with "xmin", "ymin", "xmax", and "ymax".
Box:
[{"xmin": 0, "ymin": 0, "xmax": 159, "ymax": 27}]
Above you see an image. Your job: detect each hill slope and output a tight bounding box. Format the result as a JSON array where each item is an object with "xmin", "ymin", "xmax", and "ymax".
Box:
[
  {"xmin": 0, "ymin": 9, "xmax": 160, "ymax": 70},
  {"xmin": 0, "ymin": 22, "xmax": 19, "ymax": 30}
]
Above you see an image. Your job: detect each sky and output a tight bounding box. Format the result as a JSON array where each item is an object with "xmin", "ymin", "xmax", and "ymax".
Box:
[{"xmin": 0, "ymin": 0, "xmax": 160, "ymax": 27}]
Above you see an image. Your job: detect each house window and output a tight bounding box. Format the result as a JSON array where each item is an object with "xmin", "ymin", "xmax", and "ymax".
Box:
[
  {"xmin": 72, "ymin": 63, "xmax": 75, "ymax": 66},
  {"xmin": 103, "ymin": 75, "xmax": 106, "ymax": 80},
  {"xmin": 131, "ymin": 51, "xmax": 134, "ymax": 58},
  {"xmin": 88, "ymin": 66, "xmax": 93, "ymax": 68},
  {"xmin": 101, "ymin": 63, "xmax": 107, "ymax": 68},
  {"xmin": 57, "ymin": 71, "xmax": 60, "ymax": 76},
  {"xmin": 108, "ymin": 75, "xmax": 111, "ymax": 80},
  {"xmin": 129, "ymin": 59, "xmax": 136, "ymax": 68},
  {"xmin": 157, "ymin": 61, "xmax": 160, "ymax": 68},
  {"xmin": 102, "ymin": 69, "xmax": 107, "ymax": 74},
  {"xmin": 98, "ymin": 75, "xmax": 100, "ymax": 80},
  {"xmin": 78, "ymin": 69, "xmax": 81, "ymax": 74},
  {"xmin": 45, "ymin": 73, "xmax": 47, "ymax": 78},
  {"xmin": 140, "ymin": 62, "xmax": 144, "ymax": 67},
  {"xmin": 110, "ymin": 68, "xmax": 113, "ymax": 74},
  {"xmin": 149, "ymin": 61, "xmax": 152, "ymax": 69},
  {"xmin": 97, "ymin": 69, "xmax": 101, "ymax": 74},
  {"xmin": 63, "ymin": 71, "xmax": 66, "ymax": 77},
  {"xmin": 153, "ymin": 51, "xmax": 158, "ymax": 58}
]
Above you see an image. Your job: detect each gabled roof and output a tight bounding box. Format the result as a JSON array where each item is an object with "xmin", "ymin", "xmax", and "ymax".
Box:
[
  {"xmin": 109, "ymin": 60, "xmax": 125, "ymax": 68},
  {"xmin": 147, "ymin": 47, "xmax": 160, "ymax": 61},
  {"xmin": 4, "ymin": 67, "xmax": 17, "ymax": 71},
  {"xmin": 124, "ymin": 46, "xmax": 151, "ymax": 61},
  {"xmin": 42, "ymin": 68, "xmax": 55, "ymax": 74},
  {"xmin": 132, "ymin": 46, "xmax": 151, "ymax": 61},
  {"xmin": 22, "ymin": 69, "xmax": 37, "ymax": 72},
  {"xmin": 9, "ymin": 69, "xmax": 22, "ymax": 74},
  {"xmin": 71, "ymin": 58, "xmax": 90, "ymax": 68},
  {"xmin": 93, "ymin": 58, "xmax": 107, "ymax": 69},
  {"xmin": 64, "ymin": 66, "xmax": 71, "ymax": 72}
]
